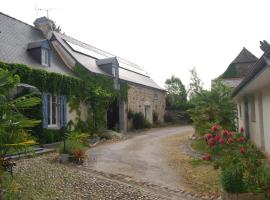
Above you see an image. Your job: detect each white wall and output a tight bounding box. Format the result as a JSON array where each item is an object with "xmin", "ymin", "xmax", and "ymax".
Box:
[
  {"xmin": 262, "ymin": 86, "xmax": 270, "ymax": 154},
  {"xmin": 67, "ymin": 101, "xmax": 88, "ymax": 127}
]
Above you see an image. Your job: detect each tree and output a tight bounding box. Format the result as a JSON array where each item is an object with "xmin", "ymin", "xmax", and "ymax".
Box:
[
  {"xmin": 0, "ymin": 69, "xmax": 40, "ymax": 158},
  {"xmin": 188, "ymin": 79, "xmax": 237, "ymax": 134},
  {"xmin": 188, "ymin": 67, "xmax": 203, "ymax": 99},
  {"xmin": 165, "ymin": 75, "xmax": 187, "ymax": 110}
]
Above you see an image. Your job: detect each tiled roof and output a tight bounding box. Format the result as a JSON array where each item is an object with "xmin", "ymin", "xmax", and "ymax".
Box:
[
  {"xmin": 221, "ymin": 47, "xmax": 258, "ymax": 79},
  {"xmin": 232, "ymin": 47, "xmax": 258, "ymax": 64},
  {"xmin": 53, "ymin": 32, "xmax": 164, "ymax": 91},
  {"xmin": 0, "ymin": 12, "xmax": 72, "ymax": 76}
]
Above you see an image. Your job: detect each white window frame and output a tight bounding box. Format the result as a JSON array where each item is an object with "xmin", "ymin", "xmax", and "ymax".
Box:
[
  {"xmin": 47, "ymin": 94, "xmax": 60, "ymax": 128},
  {"xmin": 41, "ymin": 48, "xmax": 49, "ymax": 66},
  {"xmin": 112, "ymin": 67, "xmax": 116, "ymax": 77}
]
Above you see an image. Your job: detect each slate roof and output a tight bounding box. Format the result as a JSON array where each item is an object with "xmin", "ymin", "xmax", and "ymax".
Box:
[
  {"xmin": 53, "ymin": 32, "xmax": 164, "ymax": 91},
  {"xmin": 221, "ymin": 47, "xmax": 258, "ymax": 80},
  {"xmin": 0, "ymin": 12, "xmax": 73, "ymax": 76},
  {"xmin": 232, "ymin": 47, "xmax": 258, "ymax": 64}
]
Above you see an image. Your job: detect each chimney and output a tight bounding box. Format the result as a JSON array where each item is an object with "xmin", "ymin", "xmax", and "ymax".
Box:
[{"xmin": 34, "ymin": 17, "xmax": 54, "ymax": 39}]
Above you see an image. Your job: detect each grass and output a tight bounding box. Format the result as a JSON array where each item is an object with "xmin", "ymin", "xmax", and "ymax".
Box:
[
  {"xmin": 190, "ymin": 139, "xmax": 210, "ymax": 153},
  {"xmin": 189, "ymin": 159, "xmax": 211, "ymax": 167},
  {"xmin": 161, "ymin": 133, "xmax": 221, "ymax": 198}
]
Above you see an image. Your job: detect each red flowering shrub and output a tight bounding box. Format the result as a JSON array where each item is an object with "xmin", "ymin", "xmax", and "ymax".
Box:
[
  {"xmin": 240, "ymin": 127, "xmax": 244, "ymax": 133},
  {"xmin": 239, "ymin": 147, "xmax": 245, "ymax": 154},
  {"xmin": 238, "ymin": 136, "xmax": 245, "ymax": 143},
  {"xmin": 227, "ymin": 137, "xmax": 234, "ymax": 145},
  {"xmin": 219, "ymin": 137, "xmax": 224, "ymax": 144},
  {"xmin": 73, "ymin": 149, "xmax": 86, "ymax": 164}
]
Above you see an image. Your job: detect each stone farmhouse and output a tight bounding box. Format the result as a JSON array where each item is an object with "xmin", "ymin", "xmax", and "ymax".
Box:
[{"xmin": 0, "ymin": 12, "xmax": 166, "ymax": 133}]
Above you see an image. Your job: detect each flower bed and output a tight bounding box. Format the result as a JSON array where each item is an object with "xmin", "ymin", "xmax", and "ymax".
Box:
[{"xmin": 201, "ymin": 125, "xmax": 270, "ymax": 199}]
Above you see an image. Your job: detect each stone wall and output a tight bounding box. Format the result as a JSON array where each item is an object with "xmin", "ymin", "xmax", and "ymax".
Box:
[{"xmin": 127, "ymin": 83, "xmax": 166, "ymax": 125}]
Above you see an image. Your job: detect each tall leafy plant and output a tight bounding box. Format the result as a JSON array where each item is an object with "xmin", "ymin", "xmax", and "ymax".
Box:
[
  {"xmin": 188, "ymin": 79, "xmax": 237, "ymax": 134},
  {"xmin": 0, "ymin": 69, "xmax": 40, "ymax": 158}
]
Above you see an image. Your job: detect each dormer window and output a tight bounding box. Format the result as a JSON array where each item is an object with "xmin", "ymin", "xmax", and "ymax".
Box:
[
  {"xmin": 41, "ymin": 48, "xmax": 49, "ymax": 66},
  {"xmin": 27, "ymin": 40, "xmax": 51, "ymax": 67},
  {"xmin": 112, "ymin": 67, "xmax": 116, "ymax": 77}
]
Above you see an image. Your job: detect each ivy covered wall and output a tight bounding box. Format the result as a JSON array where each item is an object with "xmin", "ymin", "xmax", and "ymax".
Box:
[{"xmin": 0, "ymin": 61, "xmax": 128, "ymax": 142}]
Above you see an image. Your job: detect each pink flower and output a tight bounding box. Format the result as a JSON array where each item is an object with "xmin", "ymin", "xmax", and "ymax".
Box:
[
  {"xmin": 219, "ymin": 137, "xmax": 225, "ymax": 144},
  {"xmin": 240, "ymin": 127, "xmax": 244, "ymax": 133},
  {"xmin": 227, "ymin": 137, "xmax": 234, "ymax": 144},
  {"xmin": 202, "ymin": 154, "xmax": 211, "ymax": 161},
  {"xmin": 240, "ymin": 147, "xmax": 246, "ymax": 154}
]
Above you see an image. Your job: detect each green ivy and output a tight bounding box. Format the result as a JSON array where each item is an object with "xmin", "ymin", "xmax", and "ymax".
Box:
[
  {"xmin": 0, "ymin": 62, "xmax": 84, "ymax": 96},
  {"xmin": 0, "ymin": 61, "xmax": 128, "ymax": 134}
]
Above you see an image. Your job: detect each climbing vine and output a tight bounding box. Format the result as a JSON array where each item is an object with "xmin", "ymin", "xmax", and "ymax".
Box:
[
  {"xmin": 0, "ymin": 62, "xmax": 84, "ymax": 96},
  {"xmin": 0, "ymin": 61, "xmax": 128, "ymax": 133}
]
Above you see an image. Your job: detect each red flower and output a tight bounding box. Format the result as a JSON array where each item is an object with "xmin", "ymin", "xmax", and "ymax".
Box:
[
  {"xmin": 240, "ymin": 127, "xmax": 244, "ymax": 133},
  {"xmin": 207, "ymin": 138, "xmax": 216, "ymax": 147},
  {"xmin": 227, "ymin": 131, "xmax": 233, "ymax": 137},
  {"xmin": 227, "ymin": 137, "xmax": 234, "ymax": 144},
  {"xmin": 219, "ymin": 137, "xmax": 225, "ymax": 144},
  {"xmin": 240, "ymin": 147, "xmax": 246, "ymax": 154},
  {"xmin": 214, "ymin": 134, "xmax": 221, "ymax": 142},
  {"xmin": 205, "ymin": 133, "xmax": 212, "ymax": 140},
  {"xmin": 211, "ymin": 125, "xmax": 221, "ymax": 132},
  {"xmin": 202, "ymin": 154, "xmax": 211, "ymax": 161},
  {"xmin": 222, "ymin": 130, "xmax": 229, "ymax": 136},
  {"xmin": 238, "ymin": 136, "xmax": 245, "ymax": 143}
]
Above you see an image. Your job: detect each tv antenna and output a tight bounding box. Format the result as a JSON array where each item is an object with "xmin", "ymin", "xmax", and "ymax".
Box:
[{"xmin": 35, "ymin": 5, "xmax": 60, "ymax": 19}]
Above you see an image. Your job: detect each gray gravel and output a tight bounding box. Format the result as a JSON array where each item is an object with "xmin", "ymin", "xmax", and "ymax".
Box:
[{"xmin": 13, "ymin": 153, "xmax": 170, "ymax": 200}]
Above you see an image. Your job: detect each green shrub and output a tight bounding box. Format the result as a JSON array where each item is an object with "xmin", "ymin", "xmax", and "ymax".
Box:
[
  {"xmin": 164, "ymin": 112, "xmax": 174, "ymax": 123},
  {"xmin": 0, "ymin": 170, "xmax": 19, "ymax": 199},
  {"xmin": 59, "ymin": 140, "xmax": 86, "ymax": 156},
  {"xmin": 67, "ymin": 132, "xmax": 90, "ymax": 146},
  {"xmin": 39, "ymin": 129, "xmax": 64, "ymax": 144},
  {"xmin": 133, "ymin": 112, "xmax": 145, "ymax": 129},
  {"xmin": 221, "ymin": 164, "xmax": 245, "ymax": 193},
  {"xmin": 145, "ymin": 120, "xmax": 152, "ymax": 129}
]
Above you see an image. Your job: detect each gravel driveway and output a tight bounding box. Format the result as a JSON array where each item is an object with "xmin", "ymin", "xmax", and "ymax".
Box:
[{"xmin": 85, "ymin": 126, "xmax": 194, "ymax": 190}]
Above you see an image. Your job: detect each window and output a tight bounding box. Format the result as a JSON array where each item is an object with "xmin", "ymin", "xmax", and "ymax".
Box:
[
  {"xmin": 47, "ymin": 94, "xmax": 59, "ymax": 127},
  {"xmin": 239, "ymin": 104, "xmax": 242, "ymax": 118},
  {"xmin": 41, "ymin": 48, "xmax": 49, "ymax": 66},
  {"xmin": 250, "ymin": 96, "xmax": 256, "ymax": 122},
  {"xmin": 154, "ymin": 93, "xmax": 158, "ymax": 100},
  {"xmin": 112, "ymin": 67, "xmax": 116, "ymax": 77}
]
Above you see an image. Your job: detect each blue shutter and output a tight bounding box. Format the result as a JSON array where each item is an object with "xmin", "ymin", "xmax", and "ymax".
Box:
[
  {"xmin": 60, "ymin": 95, "xmax": 67, "ymax": 127},
  {"xmin": 42, "ymin": 93, "xmax": 48, "ymax": 128}
]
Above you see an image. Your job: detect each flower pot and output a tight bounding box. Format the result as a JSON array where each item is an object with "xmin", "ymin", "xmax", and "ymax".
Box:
[{"xmin": 222, "ymin": 190, "xmax": 266, "ymax": 200}]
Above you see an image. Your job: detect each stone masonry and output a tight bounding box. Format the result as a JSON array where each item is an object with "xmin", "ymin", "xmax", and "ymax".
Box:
[{"xmin": 127, "ymin": 83, "xmax": 166, "ymax": 126}]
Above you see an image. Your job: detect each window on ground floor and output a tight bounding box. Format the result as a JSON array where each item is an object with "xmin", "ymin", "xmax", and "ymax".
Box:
[{"xmin": 47, "ymin": 94, "xmax": 60, "ymax": 127}]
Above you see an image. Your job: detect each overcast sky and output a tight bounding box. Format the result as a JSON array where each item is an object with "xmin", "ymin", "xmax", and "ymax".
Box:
[{"xmin": 1, "ymin": 0, "xmax": 270, "ymax": 89}]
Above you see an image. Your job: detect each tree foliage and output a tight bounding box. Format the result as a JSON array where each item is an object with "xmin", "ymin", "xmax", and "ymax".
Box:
[
  {"xmin": 188, "ymin": 79, "xmax": 237, "ymax": 134},
  {"xmin": 165, "ymin": 75, "xmax": 187, "ymax": 110},
  {"xmin": 188, "ymin": 67, "xmax": 203, "ymax": 99},
  {"xmin": 0, "ymin": 69, "xmax": 40, "ymax": 157}
]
